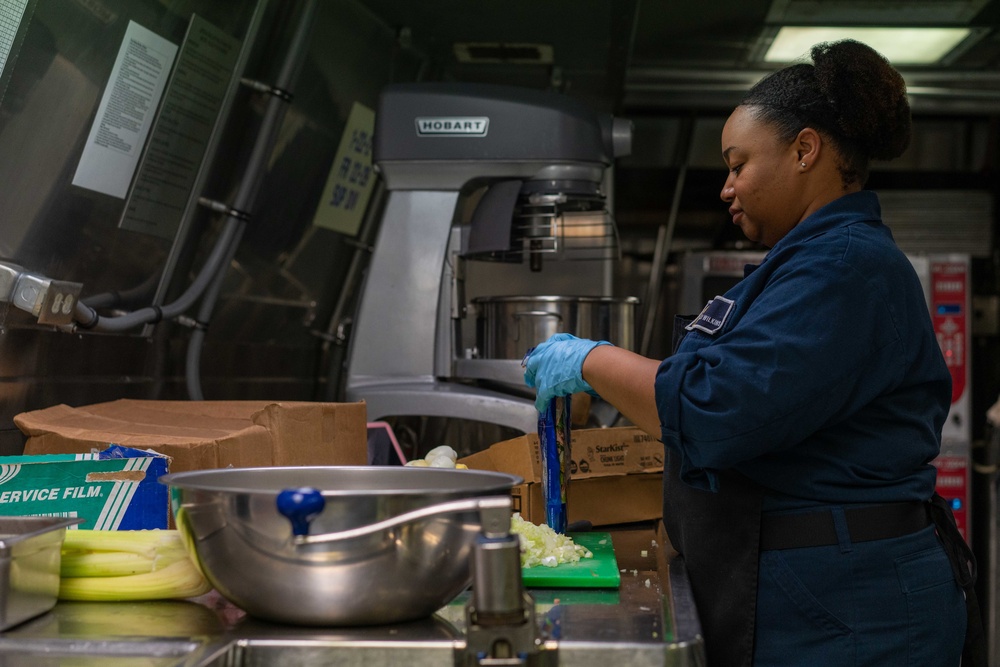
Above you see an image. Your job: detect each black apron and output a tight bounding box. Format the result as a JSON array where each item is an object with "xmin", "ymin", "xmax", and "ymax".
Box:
[
  {"xmin": 665, "ymin": 316, "xmax": 986, "ymax": 667},
  {"xmin": 665, "ymin": 315, "xmax": 764, "ymax": 667},
  {"xmin": 663, "ymin": 455, "xmax": 763, "ymax": 667}
]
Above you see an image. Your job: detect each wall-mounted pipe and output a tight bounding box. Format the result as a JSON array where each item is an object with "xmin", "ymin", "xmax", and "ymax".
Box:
[
  {"xmin": 639, "ymin": 114, "xmax": 695, "ymax": 357},
  {"xmin": 186, "ymin": 0, "xmax": 319, "ymax": 400},
  {"xmin": 71, "ymin": 0, "xmax": 272, "ymax": 333},
  {"xmin": 72, "ymin": 220, "xmax": 242, "ymax": 332}
]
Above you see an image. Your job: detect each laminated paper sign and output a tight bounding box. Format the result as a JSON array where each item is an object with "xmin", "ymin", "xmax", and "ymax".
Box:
[
  {"xmin": 72, "ymin": 21, "xmax": 178, "ymax": 198},
  {"xmin": 120, "ymin": 14, "xmax": 241, "ymax": 239},
  {"xmin": 0, "ymin": 0, "xmax": 30, "ymax": 82},
  {"xmin": 311, "ymin": 101, "xmax": 376, "ymax": 236}
]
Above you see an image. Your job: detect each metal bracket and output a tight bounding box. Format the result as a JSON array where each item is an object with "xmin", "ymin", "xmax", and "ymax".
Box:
[
  {"xmin": 461, "ymin": 593, "xmax": 557, "ymax": 667},
  {"xmin": 0, "ymin": 263, "xmax": 23, "ymax": 303},
  {"xmin": 0, "ymin": 261, "xmax": 84, "ymax": 326},
  {"xmin": 459, "ymin": 501, "xmax": 556, "ymax": 667}
]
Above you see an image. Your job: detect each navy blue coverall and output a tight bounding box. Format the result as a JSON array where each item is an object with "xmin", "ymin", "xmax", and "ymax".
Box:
[{"xmin": 655, "ymin": 191, "xmax": 966, "ymax": 666}]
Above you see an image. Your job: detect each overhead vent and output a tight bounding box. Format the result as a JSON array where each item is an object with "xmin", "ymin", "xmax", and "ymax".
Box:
[
  {"xmin": 453, "ymin": 42, "xmax": 554, "ymax": 65},
  {"xmin": 879, "ymin": 190, "xmax": 993, "ymax": 257}
]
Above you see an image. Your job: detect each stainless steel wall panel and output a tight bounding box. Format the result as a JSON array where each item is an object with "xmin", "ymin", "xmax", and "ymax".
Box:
[
  {"xmin": 0, "ymin": 0, "xmax": 261, "ymax": 309},
  {"xmin": 0, "ymin": 0, "xmax": 425, "ymax": 450}
]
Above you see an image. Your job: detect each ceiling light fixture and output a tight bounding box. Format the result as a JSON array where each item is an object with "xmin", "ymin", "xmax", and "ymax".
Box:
[{"xmin": 763, "ymin": 26, "xmax": 972, "ymax": 64}]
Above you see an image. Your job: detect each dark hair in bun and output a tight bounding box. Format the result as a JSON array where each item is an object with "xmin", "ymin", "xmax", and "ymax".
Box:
[{"xmin": 740, "ymin": 39, "xmax": 911, "ymax": 187}]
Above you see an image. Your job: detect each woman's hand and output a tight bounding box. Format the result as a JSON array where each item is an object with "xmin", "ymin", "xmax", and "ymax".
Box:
[
  {"xmin": 522, "ymin": 333, "xmax": 610, "ymax": 412},
  {"xmin": 523, "ymin": 333, "xmax": 663, "ymax": 438}
]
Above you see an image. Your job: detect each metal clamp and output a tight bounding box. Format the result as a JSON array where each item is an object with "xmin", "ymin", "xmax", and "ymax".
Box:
[
  {"xmin": 239, "ymin": 77, "xmax": 294, "ymax": 102},
  {"xmin": 197, "ymin": 197, "xmax": 252, "ymax": 222}
]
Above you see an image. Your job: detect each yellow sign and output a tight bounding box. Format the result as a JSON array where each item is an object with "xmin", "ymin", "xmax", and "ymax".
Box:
[{"xmin": 312, "ymin": 101, "xmax": 376, "ymax": 236}]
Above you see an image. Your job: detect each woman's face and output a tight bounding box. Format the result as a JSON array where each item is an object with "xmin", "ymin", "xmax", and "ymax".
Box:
[{"xmin": 719, "ymin": 106, "xmax": 805, "ymax": 248}]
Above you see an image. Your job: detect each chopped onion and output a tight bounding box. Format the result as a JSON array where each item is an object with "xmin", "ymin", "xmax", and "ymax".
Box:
[
  {"xmin": 425, "ymin": 445, "xmax": 458, "ymax": 462},
  {"xmin": 509, "ymin": 513, "xmax": 592, "ymax": 569},
  {"xmin": 427, "ymin": 456, "xmax": 456, "ymax": 468}
]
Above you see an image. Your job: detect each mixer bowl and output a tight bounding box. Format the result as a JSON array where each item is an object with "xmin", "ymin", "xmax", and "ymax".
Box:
[
  {"xmin": 473, "ymin": 295, "xmax": 639, "ymax": 359},
  {"xmin": 160, "ymin": 466, "xmax": 521, "ymax": 626}
]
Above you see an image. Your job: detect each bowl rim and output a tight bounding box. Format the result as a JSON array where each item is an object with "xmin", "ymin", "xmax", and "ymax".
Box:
[{"xmin": 159, "ymin": 465, "xmax": 522, "ymax": 496}]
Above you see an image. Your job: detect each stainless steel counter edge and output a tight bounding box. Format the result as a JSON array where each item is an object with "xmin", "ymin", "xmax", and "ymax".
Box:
[{"xmin": 0, "ymin": 557, "xmax": 705, "ymax": 666}]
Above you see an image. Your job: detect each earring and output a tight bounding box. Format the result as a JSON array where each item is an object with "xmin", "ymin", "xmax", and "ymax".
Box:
[{"xmin": 801, "ymin": 162, "xmax": 807, "ymax": 168}]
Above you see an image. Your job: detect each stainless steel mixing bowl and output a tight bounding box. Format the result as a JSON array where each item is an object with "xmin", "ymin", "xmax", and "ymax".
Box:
[{"xmin": 160, "ymin": 466, "xmax": 521, "ymax": 626}]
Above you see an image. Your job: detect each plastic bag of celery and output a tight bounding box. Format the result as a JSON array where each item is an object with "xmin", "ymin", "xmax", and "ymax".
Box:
[
  {"xmin": 510, "ymin": 513, "xmax": 593, "ymax": 568},
  {"xmin": 57, "ymin": 529, "xmax": 212, "ymax": 601}
]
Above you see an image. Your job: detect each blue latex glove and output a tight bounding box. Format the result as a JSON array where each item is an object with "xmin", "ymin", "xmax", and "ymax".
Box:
[{"xmin": 522, "ymin": 333, "xmax": 611, "ymax": 412}]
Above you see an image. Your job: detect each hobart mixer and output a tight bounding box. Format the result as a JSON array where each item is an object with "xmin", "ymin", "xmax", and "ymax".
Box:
[{"xmin": 344, "ymin": 82, "xmax": 634, "ymax": 436}]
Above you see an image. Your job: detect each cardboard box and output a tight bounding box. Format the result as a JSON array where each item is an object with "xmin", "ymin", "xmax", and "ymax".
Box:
[
  {"xmin": 14, "ymin": 399, "xmax": 368, "ymax": 474},
  {"xmin": 459, "ymin": 427, "xmax": 664, "ymax": 527},
  {"xmin": 0, "ymin": 445, "xmax": 170, "ymax": 529}
]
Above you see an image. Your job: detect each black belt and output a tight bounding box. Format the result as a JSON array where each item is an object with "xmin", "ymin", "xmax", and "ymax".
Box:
[{"xmin": 760, "ymin": 501, "xmax": 930, "ymax": 551}]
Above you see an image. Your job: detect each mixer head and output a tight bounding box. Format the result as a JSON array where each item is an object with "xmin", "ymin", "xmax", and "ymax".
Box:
[
  {"xmin": 373, "ymin": 82, "xmax": 631, "ymax": 269},
  {"xmin": 494, "ymin": 178, "xmax": 618, "ymax": 270}
]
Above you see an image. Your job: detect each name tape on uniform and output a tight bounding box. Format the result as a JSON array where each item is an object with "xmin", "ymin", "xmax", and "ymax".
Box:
[{"xmin": 686, "ymin": 296, "xmax": 735, "ymax": 335}]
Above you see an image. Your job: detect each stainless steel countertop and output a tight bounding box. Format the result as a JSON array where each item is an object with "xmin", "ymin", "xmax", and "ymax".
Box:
[{"xmin": 0, "ymin": 552, "xmax": 705, "ymax": 667}]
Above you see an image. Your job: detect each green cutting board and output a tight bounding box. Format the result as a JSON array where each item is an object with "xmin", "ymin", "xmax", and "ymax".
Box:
[{"xmin": 521, "ymin": 532, "xmax": 621, "ymax": 589}]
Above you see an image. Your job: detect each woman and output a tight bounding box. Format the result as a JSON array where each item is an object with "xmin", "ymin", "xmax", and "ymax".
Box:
[{"xmin": 523, "ymin": 40, "xmax": 980, "ymax": 666}]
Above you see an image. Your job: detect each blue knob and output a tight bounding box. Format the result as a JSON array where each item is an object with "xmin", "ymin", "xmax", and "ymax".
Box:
[{"xmin": 276, "ymin": 487, "xmax": 325, "ymax": 536}]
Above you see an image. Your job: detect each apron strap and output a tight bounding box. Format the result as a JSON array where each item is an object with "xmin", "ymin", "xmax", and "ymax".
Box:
[
  {"xmin": 927, "ymin": 493, "xmax": 987, "ymax": 667},
  {"xmin": 671, "ymin": 314, "xmax": 697, "ymax": 354}
]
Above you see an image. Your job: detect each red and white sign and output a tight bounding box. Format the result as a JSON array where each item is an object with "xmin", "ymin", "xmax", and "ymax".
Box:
[
  {"xmin": 928, "ymin": 258, "xmax": 971, "ymax": 541},
  {"xmin": 933, "ymin": 455, "xmax": 969, "ymax": 540},
  {"xmin": 931, "ymin": 261, "xmax": 967, "ymax": 406}
]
